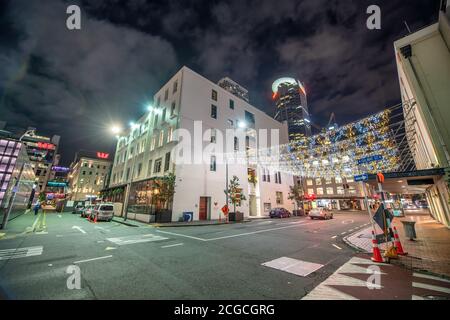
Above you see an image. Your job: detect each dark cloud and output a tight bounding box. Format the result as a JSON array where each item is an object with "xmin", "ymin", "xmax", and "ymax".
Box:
[{"xmin": 0, "ymin": 0, "xmax": 441, "ymax": 164}]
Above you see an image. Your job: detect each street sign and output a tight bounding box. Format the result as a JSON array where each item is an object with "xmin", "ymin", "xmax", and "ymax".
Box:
[
  {"xmin": 354, "ymin": 173, "xmax": 369, "ymax": 182},
  {"xmin": 357, "ymin": 154, "xmax": 383, "ymax": 165},
  {"xmin": 221, "ymin": 205, "xmax": 229, "ymax": 215}
]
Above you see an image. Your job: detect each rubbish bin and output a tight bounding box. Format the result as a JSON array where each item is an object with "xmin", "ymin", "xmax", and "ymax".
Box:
[
  {"xmin": 183, "ymin": 212, "xmax": 193, "ymax": 222},
  {"xmin": 401, "ymin": 221, "xmax": 417, "ymax": 240}
]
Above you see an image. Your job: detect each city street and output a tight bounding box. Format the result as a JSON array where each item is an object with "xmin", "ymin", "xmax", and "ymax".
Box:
[{"xmin": 0, "ymin": 211, "xmax": 371, "ymax": 299}]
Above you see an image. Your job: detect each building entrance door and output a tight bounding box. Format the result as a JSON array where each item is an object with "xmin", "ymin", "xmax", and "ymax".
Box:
[
  {"xmin": 249, "ymin": 195, "xmax": 257, "ymax": 216},
  {"xmin": 199, "ymin": 197, "xmax": 210, "ymax": 220}
]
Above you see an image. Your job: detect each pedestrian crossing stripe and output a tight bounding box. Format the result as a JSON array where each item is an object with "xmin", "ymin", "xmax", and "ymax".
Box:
[{"xmin": 0, "ymin": 246, "xmax": 43, "ymax": 261}]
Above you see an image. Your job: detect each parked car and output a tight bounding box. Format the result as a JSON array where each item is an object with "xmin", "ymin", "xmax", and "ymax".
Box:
[
  {"xmin": 81, "ymin": 204, "xmax": 95, "ymax": 218},
  {"xmin": 72, "ymin": 203, "xmax": 85, "ymax": 215},
  {"xmin": 309, "ymin": 207, "xmax": 333, "ymax": 220},
  {"xmin": 90, "ymin": 203, "xmax": 114, "ymax": 222},
  {"xmin": 269, "ymin": 208, "xmax": 291, "ymax": 219}
]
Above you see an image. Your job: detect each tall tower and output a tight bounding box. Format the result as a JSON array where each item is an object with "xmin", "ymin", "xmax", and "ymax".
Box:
[{"xmin": 272, "ymin": 78, "xmax": 311, "ymax": 141}]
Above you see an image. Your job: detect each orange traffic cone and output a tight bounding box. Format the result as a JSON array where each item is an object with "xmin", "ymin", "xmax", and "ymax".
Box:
[
  {"xmin": 371, "ymin": 231, "xmax": 384, "ymax": 263},
  {"xmin": 393, "ymin": 227, "xmax": 407, "ymax": 255},
  {"xmin": 93, "ymin": 215, "xmax": 98, "ymax": 224}
]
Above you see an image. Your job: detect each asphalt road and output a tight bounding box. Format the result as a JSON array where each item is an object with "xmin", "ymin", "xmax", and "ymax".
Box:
[{"xmin": 0, "ymin": 210, "xmax": 371, "ymax": 299}]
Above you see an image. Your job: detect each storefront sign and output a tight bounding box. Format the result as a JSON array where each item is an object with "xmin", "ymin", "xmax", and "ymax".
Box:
[
  {"xmin": 38, "ymin": 142, "xmax": 56, "ymax": 150},
  {"xmin": 97, "ymin": 152, "xmax": 109, "ymax": 159},
  {"xmin": 52, "ymin": 166, "xmax": 70, "ymax": 172},
  {"xmin": 354, "ymin": 173, "xmax": 369, "ymax": 182},
  {"xmin": 357, "ymin": 155, "xmax": 383, "ymax": 165}
]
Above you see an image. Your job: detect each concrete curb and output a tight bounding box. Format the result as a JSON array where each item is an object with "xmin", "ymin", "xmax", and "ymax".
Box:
[{"xmin": 112, "ymin": 219, "xmax": 140, "ymax": 227}]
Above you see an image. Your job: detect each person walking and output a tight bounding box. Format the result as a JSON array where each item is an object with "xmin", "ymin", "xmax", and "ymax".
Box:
[{"xmin": 33, "ymin": 201, "xmax": 41, "ymax": 216}]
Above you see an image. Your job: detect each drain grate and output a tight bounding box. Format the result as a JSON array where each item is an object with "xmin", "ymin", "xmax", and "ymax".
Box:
[{"xmin": 262, "ymin": 257, "xmax": 324, "ymax": 277}]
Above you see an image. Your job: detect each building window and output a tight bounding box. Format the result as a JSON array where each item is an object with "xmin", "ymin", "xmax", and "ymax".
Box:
[
  {"xmin": 234, "ymin": 136, "xmax": 239, "ymax": 151},
  {"xmin": 337, "ymin": 186, "xmax": 344, "ymax": 195},
  {"xmin": 173, "ymin": 80, "xmax": 178, "ymax": 93},
  {"xmin": 315, "ymin": 178, "xmax": 322, "ymax": 185},
  {"xmin": 147, "ymin": 160, "xmax": 153, "ymax": 176},
  {"xmin": 227, "ymin": 119, "xmax": 234, "ymax": 127},
  {"xmin": 229, "ymin": 99, "xmax": 234, "ymax": 109},
  {"xmin": 164, "ymin": 152, "xmax": 171, "ymax": 171},
  {"xmin": 154, "ymin": 114, "xmax": 158, "ymax": 127},
  {"xmin": 276, "ymin": 192, "xmax": 283, "ymax": 205},
  {"xmin": 159, "ymin": 130, "xmax": 164, "ymax": 147},
  {"xmin": 210, "ymin": 129, "xmax": 216, "ymax": 143},
  {"xmin": 157, "ymin": 96, "xmax": 161, "ymax": 107},
  {"xmin": 167, "ymin": 127, "xmax": 174, "ymax": 143},
  {"xmin": 274, "ymin": 172, "xmax": 281, "ymax": 184},
  {"xmin": 164, "ymin": 88, "xmax": 169, "ymax": 101},
  {"xmin": 211, "ymin": 105, "xmax": 217, "ymax": 119},
  {"xmin": 317, "ymin": 188, "xmax": 324, "ymax": 195},
  {"xmin": 210, "ymin": 155, "xmax": 216, "ymax": 172},
  {"xmin": 326, "ymin": 187, "xmax": 334, "ymax": 195},
  {"xmin": 126, "ymin": 168, "xmax": 130, "ymax": 181},
  {"xmin": 136, "ymin": 163, "xmax": 142, "ymax": 178},
  {"xmin": 170, "ymin": 102, "xmax": 176, "ymax": 117},
  {"xmin": 150, "ymin": 136, "xmax": 156, "ymax": 151},
  {"xmin": 335, "ymin": 176, "xmax": 342, "ymax": 184},
  {"xmin": 245, "ymin": 111, "xmax": 255, "ymax": 126},
  {"xmin": 154, "ymin": 158, "xmax": 162, "ymax": 174},
  {"xmin": 162, "ymin": 108, "xmax": 166, "ymax": 122},
  {"xmin": 307, "ymin": 179, "xmax": 313, "ymax": 186},
  {"xmin": 211, "ymin": 89, "xmax": 217, "ymax": 101},
  {"xmin": 308, "ymin": 188, "xmax": 314, "ymax": 195}
]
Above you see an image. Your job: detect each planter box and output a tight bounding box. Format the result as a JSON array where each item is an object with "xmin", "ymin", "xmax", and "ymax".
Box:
[
  {"xmin": 229, "ymin": 211, "xmax": 244, "ymax": 222},
  {"xmin": 156, "ymin": 209, "xmax": 172, "ymax": 223}
]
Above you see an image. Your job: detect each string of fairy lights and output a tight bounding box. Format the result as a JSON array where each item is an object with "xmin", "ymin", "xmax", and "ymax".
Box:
[{"xmin": 221, "ymin": 107, "xmax": 404, "ymax": 179}]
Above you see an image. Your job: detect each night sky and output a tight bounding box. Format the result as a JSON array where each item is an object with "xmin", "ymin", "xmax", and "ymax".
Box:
[{"xmin": 0, "ymin": 0, "xmax": 441, "ymax": 166}]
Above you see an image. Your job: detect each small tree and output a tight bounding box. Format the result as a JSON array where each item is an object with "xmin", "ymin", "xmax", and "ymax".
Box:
[
  {"xmin": 38, "ymin": 192, "xmax": 46, "ymax": 203},
  {"xmin": 288, "ymin": 184, "xmax": 304, "ymax": 211},
  {"xmin": 224, "ymin": 175, "xmax": 247, "ymax": 214},
  {"xmin": 154, "ymin": 173, "xmax": 177, "ymax": 210}
]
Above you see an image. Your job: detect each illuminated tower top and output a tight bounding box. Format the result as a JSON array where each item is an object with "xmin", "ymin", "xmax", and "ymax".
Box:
[{"xmin": 272, "ymin": 77, "xmax": 311, "ymax": 141}]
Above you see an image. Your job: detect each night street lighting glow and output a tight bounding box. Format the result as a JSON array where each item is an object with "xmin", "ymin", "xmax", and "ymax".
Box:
[
  {"xmin": 111, "ymin": 126, "xmax": 122, "ymax": 135},
  {"xmin": 238, "ymin": 121, "xmax": 247, "ymax": 128}
]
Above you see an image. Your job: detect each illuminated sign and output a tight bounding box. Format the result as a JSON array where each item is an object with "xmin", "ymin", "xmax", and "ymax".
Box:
[
  {"xmin": 52, "ymin": 166, "xmax": 70, "ymax": 172},
  {"xmin": 97, "ymin": 152, "xmax": 110, "ymax": 159},
  {"xmin": 38, "ymin": 142, "xmax": 56, "ymax": 150},
  {"xmin": 47, "ymin": 181, "xmax": 68, "ymax": 187}
]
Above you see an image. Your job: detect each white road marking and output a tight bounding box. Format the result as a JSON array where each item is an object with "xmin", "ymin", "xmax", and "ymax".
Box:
[
  {"xmin": 262, "ymin": 257, "xmax": 324, "ymax": 277},
  {"xmin": 74, "ymin": 255, "xmax": 113, "ymax": 264},
  {"xmin": 29, "ymin": 214, "xmax": 41, "ymax": 232},
  {"xmin": 95, "ymin": 226, "xmax": 111, "ymax": 232},
  {"xmin": 0, "ymin": 246, "xmax": 43, "ymax": 261},
  {"xmin": 107, "ymin": 234, "xmax": 168, "ymax": 246},
  {"xmin": 413, "ymin": 282, "xmax": 450, "ymax": 294},
  {"xmin": 205, "ymin": 221, "xmax": 320, "ymax": 241},
  {"xmin": 341, "ymin": 232, "xmax": 347, "ymax": 235},
  {"xmin": 161, "ymin": 243, "xmax": 184, "ymax": 248},
  {"xmin": 105, "ymin": 247, "xmax": 117, "ymax": 251},
  {"xmin": 35, "ymin": 231, "xmax": 48, "ymax": 235},
  {"xmin": 342, "ymin": 219, "xmax": 354, "ymax": 225},
  {"xmin": 332, "ymin": 244, "xmax": 342, "ymax": 250},
  {"xmin": 331, "ymin": 235, "xmax": 337, "ymax": 239},
  {"xmin": 413, "ymin": 273, "xmax": 450, "ymax": 283},
  {"xmin": 72, "ymin": 226, "xmax": 86, "ymax": 234},
  {"xmin": 157, "ymin": 220, "xmax": 323, "ymax": 242},
  {"xmin": 156, "ymin": 230, "xmax": 208, "ymax": 242},
  {"xmin": 57, "ymin": 215, "xmax": 62, "ymax": 218}
]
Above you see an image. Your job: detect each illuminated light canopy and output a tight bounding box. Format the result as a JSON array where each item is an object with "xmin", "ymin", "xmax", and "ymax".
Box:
[{"xmin": 272, "ymin": 77, "xmax": 307, "ymax": 96}]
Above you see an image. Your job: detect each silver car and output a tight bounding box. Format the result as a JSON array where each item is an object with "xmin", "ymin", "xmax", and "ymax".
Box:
[
  {"xmin": 309, "ymin": 207, "xmax": 334, "ymax": 220},
  {"xmin": 90, "ymin": 203, "xmax": 114, "ymax": 222}
]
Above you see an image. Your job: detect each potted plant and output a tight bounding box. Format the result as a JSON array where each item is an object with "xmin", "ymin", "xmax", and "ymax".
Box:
[{"xmin": 224, "ymin": 175, "xmax": 246, "ymax": 221}]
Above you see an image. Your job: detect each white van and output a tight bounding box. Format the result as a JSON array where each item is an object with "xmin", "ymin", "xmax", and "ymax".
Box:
[{"xmin": 91, "ymin": 203, "xmax": 114, "ymax": 222}]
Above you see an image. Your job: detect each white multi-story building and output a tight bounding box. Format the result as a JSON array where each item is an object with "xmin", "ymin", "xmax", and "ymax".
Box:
[
  {"xmin": 109, "ymin": 66, "xmax": 295, "ymax": 223},
  {"xmin": 69, "ymin": 151, "xmax": 112, "ymax": 202}
]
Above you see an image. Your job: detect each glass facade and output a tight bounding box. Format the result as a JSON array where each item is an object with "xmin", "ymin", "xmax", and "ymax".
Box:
[{"xmin": 0, "ymin": 139, "xmax": 36, "ymax": 223}]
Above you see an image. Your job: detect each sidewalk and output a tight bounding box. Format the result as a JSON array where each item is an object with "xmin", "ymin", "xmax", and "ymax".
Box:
[{"xmin": 344, "ymin": 212, "xmax": 450, "ymax": 278}]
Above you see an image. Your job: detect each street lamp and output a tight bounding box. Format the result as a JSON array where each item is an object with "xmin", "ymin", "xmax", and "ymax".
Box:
[{"xmin": 111, "ymin": 125, "xmax": 122, "ymax": 135}]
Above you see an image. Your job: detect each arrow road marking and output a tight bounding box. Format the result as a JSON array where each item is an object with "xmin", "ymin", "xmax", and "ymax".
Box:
[
  {"xmin": 332, "ymin": 244, "xmax": 342, "ymax": 250},
  {"xmin": 72, "ymin": 226, "xmax": 86, "ymax": 234},
  {"xmin": 161, "ymin": 243, "xmax": 184, "ymax": 249}
]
